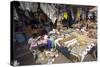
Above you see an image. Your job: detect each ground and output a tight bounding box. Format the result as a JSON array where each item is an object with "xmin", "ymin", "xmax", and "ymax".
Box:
[{"xmin": 15, "ymin": 45, "xmax": 96, "ymax": 65}]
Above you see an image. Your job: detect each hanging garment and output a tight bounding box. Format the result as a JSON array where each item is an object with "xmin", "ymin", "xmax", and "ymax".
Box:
[
  {"xmin": 64, "ymin": 12, "xmax": 68, "ymax": 20},
  {"xmin": 49, "ymin": 35, "xmax": 56, "ymax": 48},
  {"xmin": 40, "ymin": 35, "xmax": 48, "ymax": 44},
  {"xmin": 47, "ymin": 40, "xmax": 52, "ymax": 51},
  {"xmin": 15, "ymin": 33, "xmax": 26, "ymax": 43},
  {"xmin": 30, "ymin": 39, "xmax": 37, "ymax": 48},
  {"xmin": 77, "ymin": 8, "xmax": 80, "ymax": 21}
]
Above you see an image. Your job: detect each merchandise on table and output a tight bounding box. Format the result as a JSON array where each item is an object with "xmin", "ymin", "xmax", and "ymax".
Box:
[
  {"xmin": 58, "ymin": 35, "xmax": 76, "ymax": 46},
  {"xmin": 35, "ymin": 49, "xmax": 58, "ymax": 64},
  {"xmin": 87, "ymin": 29, "xmax": 97, "ymax": 39}
]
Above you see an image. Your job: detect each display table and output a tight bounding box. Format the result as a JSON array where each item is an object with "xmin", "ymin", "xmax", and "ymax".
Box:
[{"xmin": 55, "ymin": 32, "xmax": 96, "ymax": 62}]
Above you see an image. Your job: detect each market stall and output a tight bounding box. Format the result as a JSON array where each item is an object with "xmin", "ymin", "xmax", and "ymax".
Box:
[{"xmin": 11, "ymin": 1, "xmax": 97, "ymax": 65}]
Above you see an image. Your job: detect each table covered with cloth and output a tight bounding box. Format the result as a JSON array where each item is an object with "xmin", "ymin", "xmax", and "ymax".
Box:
[{"xmin": 55, "ymin": 31, "xmax": 97, "ymax": 62}]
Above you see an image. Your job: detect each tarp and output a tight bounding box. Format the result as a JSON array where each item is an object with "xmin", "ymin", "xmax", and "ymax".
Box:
[
  {"xmin": 89, "ymin": 7, "xmax": 97, "ymax": 12},
  {"xmin": 40, "ymin": 4, "xmax": 57, "ymax": 24}
]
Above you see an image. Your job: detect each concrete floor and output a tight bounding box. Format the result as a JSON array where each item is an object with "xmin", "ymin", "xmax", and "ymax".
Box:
[
  {"xmin": 15, "ymin": 45, "xmax": 97, "ymax": 65},
  {"xmin": 53, "ymin": 53, "xmax": 72, "ymax": 64}
]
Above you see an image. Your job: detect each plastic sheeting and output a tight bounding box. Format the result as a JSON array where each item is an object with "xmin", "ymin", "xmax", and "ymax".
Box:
[
  {"xmin": 20, "ymin": 2, "xmax": 38, "ymax": 12},
  {"xmin": 40, "ymin": 4, "xmax": 57, "ymax": 24}
]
